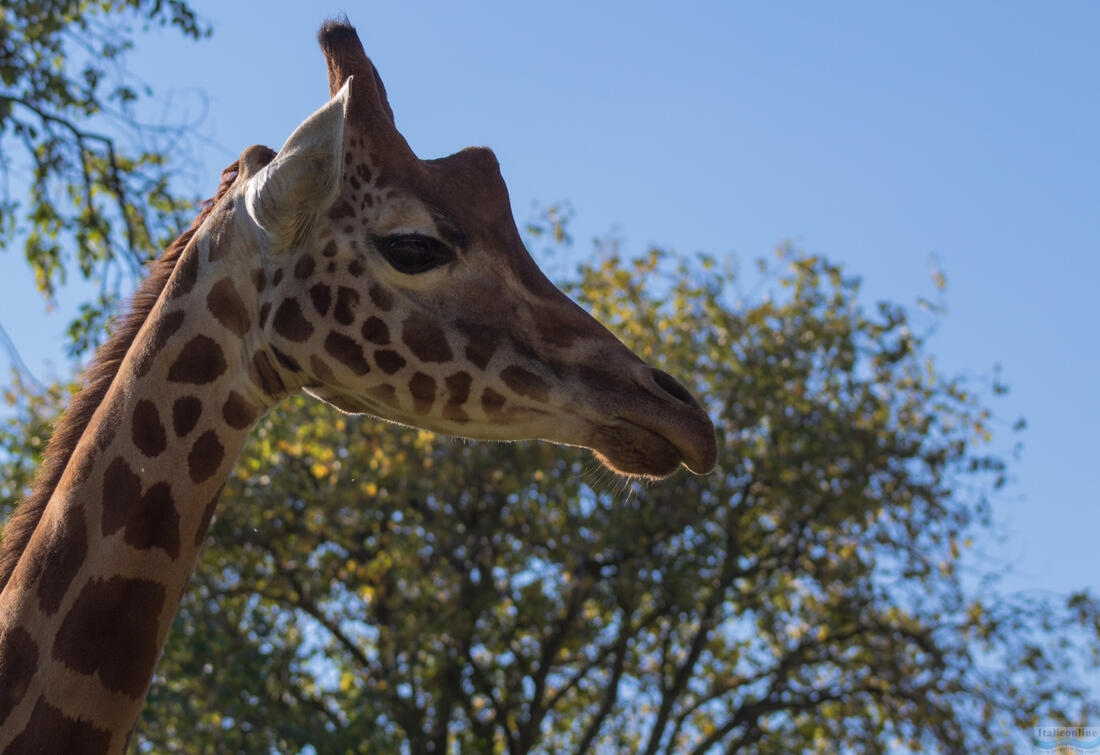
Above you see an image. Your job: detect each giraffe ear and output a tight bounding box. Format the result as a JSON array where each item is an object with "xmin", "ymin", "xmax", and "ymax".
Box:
[{"xmin": 245, "ymin": 78, "xmax": 352, "ymax": 250}]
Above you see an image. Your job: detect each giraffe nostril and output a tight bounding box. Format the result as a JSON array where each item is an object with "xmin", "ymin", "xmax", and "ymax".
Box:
[{"xmin": 650, "ymin": 368, "xmax": 700, "ymax": 410}]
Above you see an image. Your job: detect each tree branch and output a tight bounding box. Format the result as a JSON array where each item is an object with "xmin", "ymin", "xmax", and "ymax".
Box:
[
  {"xmin": 1, "ymin": 93, "xmax": 142, "ymax": 266},
  {"xmin": 573, "ymin": 608, "xmax": 632, "ymax": 754}
]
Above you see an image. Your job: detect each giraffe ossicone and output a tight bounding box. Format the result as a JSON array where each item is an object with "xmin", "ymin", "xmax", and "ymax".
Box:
[{"xmin": 0, "ymin": 19, "xmax": 715, "ymax": 752}]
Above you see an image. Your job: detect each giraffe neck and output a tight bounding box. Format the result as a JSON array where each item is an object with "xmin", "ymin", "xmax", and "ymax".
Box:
[{"xmin": 0, "ymin": 211, "xmax": 284, "ymax": 753}]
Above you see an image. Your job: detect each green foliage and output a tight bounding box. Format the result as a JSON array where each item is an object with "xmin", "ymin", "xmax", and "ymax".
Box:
[
  {"xmin": 0, "ymin": 370, "xmax": 62, "ymax": 506},
  {"xmin": 0, "ymin": 0, "xmax": 208, "ymax": 354},
  {"xmin": 5, "ymin": 231, "xmax": 1088, "ymax": 752},
  {"xmin": 3, "ymin": 6, "xmax": 1090, "ymax": 752}
]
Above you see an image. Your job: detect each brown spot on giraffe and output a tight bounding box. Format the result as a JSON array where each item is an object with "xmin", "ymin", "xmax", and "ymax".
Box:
[
  {"xmin": 168, "ymin": 248, "xmax": 199, "ymax": 299},
  {"xmin": 403, "ymin": 312, "xmax": 453, "ymax": 363},
  {"xmin": 4, "ymin": 499, "xmax": 83, "ymax": 615},
  {"xmin": 4, "ymin": 695, "xmax": 111, "ymax": 755},
  {"xmin": 68, "ymin": 445, "xmax": 97, "ymax": 489},
  {"xmin": 172, "ymin": 396, "xmax": 202, "ymax": 437},
  {"xmin": 482, "ymin": 387, "xmax": 507, "ymax": 417},
  {"xmin": 271, "ymin": 346, "xmax": 302, "ymax": 374},
  {"xmin": 321, "ymin": 240, "xmax": 337, "ymax": 257},
  {"xmin": 100, "ymin": 458, "xmax": 139, "ymax": 536},
  {"xmin": 501, "ymin": 365, "xmax": 550, "ymax": 403},
  {"xmin": 374, "ymin": 349, "xmax": 406, "ymax": 375},
  {"xmin": 206, "ymin": 278, "xmax": 250, "ymax": 337},
  {"xmin": 131, "ymin": 399, "xmax": 167, "ymax": 458},
  {"xmin": 310, "ymin": 355, "xmax": 338, "ymax": 384},
  {"xmin": 409, "ymin": 372, "xmax": 437, "ymax": 413},
  {"xmin": 456, "ymin": 322, "xmax": 496, "ymax": 371},
  {"xmin": 361, "ymin": 316, "xmax": 389, "ymax": 345},
  {"xmin": 294, "ymin": 254, "xmax": 316, "ymax": 279},
  {"xmin": 194, "ymin": 484, "xmax": 224, "ymax": 547},
  {"xmin": 309, "ymin": 283, "xmax": 332, "ymax": 316},
  {"xmin": 273, "ymin": 298, "xmax": 314, "ymax": 342},
  {"xmin": 368, "ymin": 283, "xmax": 394, "ymax": 311},
  {"xmin": 167, "ymin": 336, "xmax": 227, "ymax": 385},
  {"xmin": 507, "ymin": 337, "xmax": 545, "ymax": 372},
  {"xmin": 328, "ymin": 200, "xmax": 354, "ymax": 220},
  {"xmin": 188, "ymin": 431, "xmax": 225, "ymax": 484},
  {"xmin": 250, "ymin": 351, "xmax": 285, "ymax": 397},
  {"xmin": 324, "ymin": 331, "xmax": 370, "ymax": 375},
  {"xmin": 367, "ymin": 383, "xmax": 400, "ymax": 408},
  {"xmin": 446, "ymin": 370, "xmax": 472, "ymax": 397},
  {"xmin": 334, "ymin": 286, "xmax": 359, "ymax": 325},
  {"xmin": 272, "ymin": 268, "xmax": 284, "ymax": 287},
  {"xmin": 122, "ymin": 482, "xmax": 180, "ymax": 559},
  {"xmin": 205, "ymin": 205, "xmax": 235, "ymax": 263},
  {"xmin": 0, "ymin": 627, "xmax": 37, "ymax": 725},
  {"xmin": 443, "ymin": 371, "xmax": 472, "ymax": 422},
  {"xmin": 134, "ymin": 310, "xmax": 185, "ymax": 378},
  {"xmin": 348, "ymin": 257, "xmax": 365, "ymax": 277},
  {"xmin": 101, "ymin": 458, "xmax": 180, "ymax": 559},
  {"xmin": 258, "ymin": 302, "xmax": 271, "ymax": 328},
  {"xmin": 52, "ymin": 576, "xmax": 167, "ymax": 699},
  {"xmin": 31, "ymin": 503, "xmax": 88, "ymax": 616},
  {"xmin": 253, "ymin": 268, "xmax": 266, "ymax": 292},
  {"xmin": 222, "ymin": 392, "xmax": 257, "ymax": 430}
]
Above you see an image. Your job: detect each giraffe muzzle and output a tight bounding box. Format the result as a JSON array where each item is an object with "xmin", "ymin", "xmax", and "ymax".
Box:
[
  {"xmin": 634, "ymin": 367, "xmax": 717, "ymax": 475},
  {"xmin": 582, "ymin": 366, "xmax": 717, "ymax": 478}
]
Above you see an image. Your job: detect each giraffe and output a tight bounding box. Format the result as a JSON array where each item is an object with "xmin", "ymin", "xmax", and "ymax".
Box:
[{"xmin": 0, "ymin": 19, "xmax": 716, "ymax": 753}]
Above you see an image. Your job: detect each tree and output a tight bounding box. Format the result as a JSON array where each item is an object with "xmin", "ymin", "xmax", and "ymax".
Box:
[
  {"xmin": 0, "ymin": 0, "xmax": 208, "ymax": 354},
  {"xmin": 0, "ymin": 13, "xmax": 1095, "ymax": 740},
  {"xmin": 6, "ymin": 224, "xmax": 1084, "ymax": 751}
]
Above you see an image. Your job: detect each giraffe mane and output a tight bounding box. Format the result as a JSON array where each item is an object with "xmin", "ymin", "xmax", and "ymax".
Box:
[{"xmin": 0, "ymin": 158, "xmax": 244, "ymax": 593}]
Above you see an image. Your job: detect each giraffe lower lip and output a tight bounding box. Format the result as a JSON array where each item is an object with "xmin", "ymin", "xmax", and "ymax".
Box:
[
  {"xmin": 613, "ymin": 414, "xmax": 716, "ymax": 476},
  {"xmin": 590, "ymin": 420, "xmax": 685, "ymax": 479}
]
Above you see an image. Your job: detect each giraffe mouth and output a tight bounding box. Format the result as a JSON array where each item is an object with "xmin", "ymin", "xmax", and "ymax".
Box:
[{"xmin": 588, "ymin": 417, "xmax": 714, "ymax": 479}]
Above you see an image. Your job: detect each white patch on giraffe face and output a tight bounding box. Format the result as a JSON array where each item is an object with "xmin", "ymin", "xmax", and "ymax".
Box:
[{"xmin": 369, "ymin": 198, "xmax": 437, "ymax": 238}]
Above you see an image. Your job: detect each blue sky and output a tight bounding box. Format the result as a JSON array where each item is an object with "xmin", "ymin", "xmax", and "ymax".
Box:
[{"xmin": 2, "ymin": 0, "xmax": 1097, "ymax": 614}]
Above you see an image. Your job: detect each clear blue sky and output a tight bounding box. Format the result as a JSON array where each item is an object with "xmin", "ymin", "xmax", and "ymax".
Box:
[{"xmin": 2, "ymin": 2, "xmax": 1097, "ymax": 606}]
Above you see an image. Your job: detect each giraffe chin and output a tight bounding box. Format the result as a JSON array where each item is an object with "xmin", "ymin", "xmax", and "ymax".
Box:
[{"xmin": 587, "ymin": 423, "xmax": 692, "ymax": 480}]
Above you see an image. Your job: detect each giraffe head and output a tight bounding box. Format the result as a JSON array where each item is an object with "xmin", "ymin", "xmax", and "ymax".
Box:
[{"xmin": 239, "ymin": 20, "xmax": 715, "ymax": 478}]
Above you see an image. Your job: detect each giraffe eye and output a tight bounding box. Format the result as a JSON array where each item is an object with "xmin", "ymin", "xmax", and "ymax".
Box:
[{"xmin": 377, "ymin": 234, "xmax": 453, "ymax": 274}]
